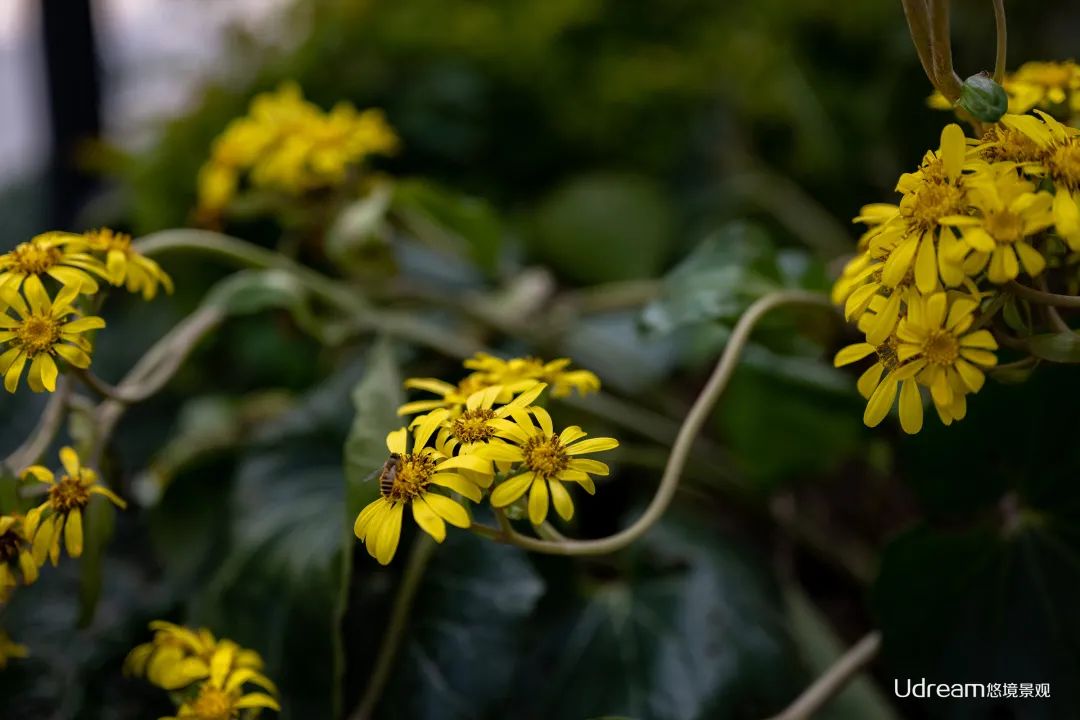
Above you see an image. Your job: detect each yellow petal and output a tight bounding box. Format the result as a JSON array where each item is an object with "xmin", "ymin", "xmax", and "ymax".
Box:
[
  {"xmin": 490, "ymin": 472, "xmax": 533, "ymax": 507},
  {"xmin": 422, "ymin": 493, "xmax": 470, "ymax": 528},
  {"xmin": 548, "ymin": 480, "xmax": 575, "ymax": 521},
  {"xmin": 374, "ymin": 502, "xmax": 404, "ymax": 565},
  {"xmin": 863, "ymin": 376, "xmax": 898, "ymax": 427},
  {"xmin": 64, "ymin": 509, "xmax": 83, "ymax": 558},
  {"xmin": 898, "ymin": 380, "xmax": 923, "ymax": 435},
  {"xmin": 940, "ymin": 123, "xmax": 966, "ymax": 181},
  {"xmin": 412, "ymin": 499, "xmax": 447, "ymax": 543},
  {"xmin": 528, "ymin": 477, "xmax": 549, "ymax": 525},
  {"xmin": 914, "ymin": 233, "xmax": 938, "ymax": 294}
]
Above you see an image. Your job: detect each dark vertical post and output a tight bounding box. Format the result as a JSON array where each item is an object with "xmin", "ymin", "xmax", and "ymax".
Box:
[{"xmin": 40, "ymin": 0, "xmax": 102, "ymax": 227}]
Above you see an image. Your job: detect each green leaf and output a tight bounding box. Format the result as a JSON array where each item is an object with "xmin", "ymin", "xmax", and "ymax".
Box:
[
  {"xmin": 956, "ymin": 73, "xmax": 1009, "ymax": 123},
  {"xmin": 875, "ymin": 516, "xmax": 1080, "ymax": 717},
  {"xmin": 517, "ymin": 513, "xmax": 803, "ymax": 719},
  {"xmin": 394, "ymin": 179, "xmax": 503, "ymax": 276},
  {"xmin": 191, "ymin": 364, "xmax": 365, "ymax": 720},
  {"xmin": 378, "ymin": 531, "xmax": 545, "ymax": 719},
  {"xmin": 531, "ymin": 173, "xmax": 673, "ymax": 284},
  {"xmin": 202, "ymin": 269, "xmax": 328, "ymax": 341},
  {"xmin": 1026, "ymin": 332, "xmax": 1080, "ymax": 363},
  {"xmin": 641, "ymin": 222, "xmax": 814, "ymax": 335},
  {"xmin": 344, "ymin": 339, "xmax": 404, "ymax": 509},
  {"xmin": 325, "ymin": 182, "xmax": 394, "ymax": 269}
]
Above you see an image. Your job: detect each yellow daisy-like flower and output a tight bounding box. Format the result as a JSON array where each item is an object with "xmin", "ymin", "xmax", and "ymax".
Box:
[
  {"xmin": 0, "ymin": 281, "xmax": 104, "ymax": 393},
  {"xmin": 354, "ymin": 421, "xmax": 492, "ymax": 565},
  {"xmin": 1002, "ymin": 111, "xmax": 1080, "ymax": 250},
  {"xmin": 866, "ymin": 124, "xmax": 974, "ymax": 296},
  {"xmin": 125, "ymin": 622, "xmax": 275, "ymax": 694},
  {"xmin": 479, "ymin": 407, "xmax": 617, "ymax": 525},
  {"xmin": 0, "ymin": 231, "xmax": 106, "ymax": 295},
  {"xmin": 834, "ymin": 333, "xmax": 924, "ymax": 434},
  {"xmin": 161, "ymin": 651, "xmax": 280, "ymax": 720},
  {"xmin": 1006, "ymin": 61, "xmax": 1080, "ymax": 116},
  {"xmin": 0, "ymin": 630, "xmax": 28, "ymax": 670},
  {"xmin": 940, "ymin": 166, "xmax": 1054, "ymax": 283},
  {"xmin": 0, "ymin": 514, "xmax": 40, "ymax": 601},
  {"xmin": 896, "ymin": 292, "xmax": 998, "ymax": 425},
  {"xmin": 433, "ymin": 382, "xmax": 547, "ymax": 452},
  {"xmin": 83, "ymin": 228, "xmax": 174, "ymax": 300},
  {"xmin": 463, "ymin": 352, "xmax": 601, "ymax": 398},
  {"xmin": 22, "ymin": 447, "xmax": 126, "ymax": 566},
  {"xmin": 975, "ymin": 122, "xmax": 1047, "ymax": 167}
]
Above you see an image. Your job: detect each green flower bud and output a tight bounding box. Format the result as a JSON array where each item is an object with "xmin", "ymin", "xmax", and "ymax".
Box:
[{"xmin": 956, "ymin": 72, "xmax": 1008, "ymax": 123}]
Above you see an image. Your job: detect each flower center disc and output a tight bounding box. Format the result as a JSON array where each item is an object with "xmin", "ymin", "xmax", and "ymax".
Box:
[
  {"xmin": 190, "ymin": 686, "xmax": 236, "ymax": 720},
  {"xmin": 10, "ymin": 243, "xmax": 61, "ymax": 274},
  {"xmin": 904, "ymin": 183, "xmax": 965, "ymax": 231},
  {"xmin": 0, "ymin": 530, "xmax": 21, "ymax": 562},
  {"xmin": 386, "ymin": 454, "xmax": 436, "ymax": 502},
  {"xmin": 984, "ymin": 210, "xmax": 1023, "ymax": 244},
  {"xmin": 523, "ymin": 435, "xmax": 569, "ymax": 479},
  {"xmin": 48, "ymin": 475, "xmax": 91, "ymax": 513},
  {"xmin": 1050, "ymin": 142, "xmax": 1080, "ymax": 191},
  {"xmin": 924, "ymin": 330, "xmax": 960, "ymax": 365},
  {"xmin": 452, "ymin": 409, "xmax": 496, "ymax": 444},
  {"xmin": 16, "ymin": 315, "xmax": 61, "ymax": 355}
]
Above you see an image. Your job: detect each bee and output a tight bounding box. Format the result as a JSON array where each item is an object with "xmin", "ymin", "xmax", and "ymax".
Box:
[{"xmin": 378, "ymin": 453, "xmax": 402, "ymax": 498}]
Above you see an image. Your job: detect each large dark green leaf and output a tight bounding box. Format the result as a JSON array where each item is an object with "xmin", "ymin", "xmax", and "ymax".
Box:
[
  {"xmin": 515, "ymin": 514, "xmax": 804, "ymax": 720},
  {"xmin": 377, "ymin": 531, "xmax": 546, "ymax": 719},
  {"xmin": 1026, "ymin": 332, "xmax": 1080, "ymax": 364},
  {"xmin": 874, "ymin": 515, "xmax": 1080, "ymax": 720},
  {"xmin": 189, "ymin": 362, "xmax": 366, "ymax": 720}
]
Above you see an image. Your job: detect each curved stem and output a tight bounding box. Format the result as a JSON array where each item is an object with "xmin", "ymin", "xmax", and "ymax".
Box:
[
  {"xmin": 350, "ymin": 535, "xmax": 437, "ymax": 720},
  {"xmin": 3, "ymin": 378, "xmax": 71, "ymax": 474},
  {"xmin": 1008, "ymin": 280, "xmax": 1080, "ymax": 308},
  {"xmin": 901, "ymin": 0, "xmax": 938, "ymax": 92},
  {"xmin": 929, "ymin": 0, "xmax": 963, "ymax": 101},
  {"xmin": 991, "ymin": 0, "xmax": 1007, "ymax": 83},
  {"xmin": 764, "ymin": 631, "xmax": 882, "ymax": 720},
  {"xmin": 481, "ymin": 290, "xmax": 833, "ymax": 557}
]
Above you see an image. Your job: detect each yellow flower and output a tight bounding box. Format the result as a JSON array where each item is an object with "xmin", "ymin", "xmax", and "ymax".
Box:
[
  {"xmin": 433, "ymin": 382, "xmax": 547, "ymax": 452},
  {"xmin": 834, "ymin": 334, "xmax": 924, "ymax": 434},
  {"xmin": 0, "ymin": 514, "xmax": 40, "ymax": 600},
  {"xmin": 160, "ymin": 645, "xmax": 280, "ymax": 720},
  {"xmin": 975, "ymin": 122, "xmax": 1046, "ymax": 167},
  {"xmin": 83, "ymin": 228, "xmax": 174, "ymax": 300},
  {"xmin": 463, "ymin": 352, "xmax": 601, "ymax": 398},
  {"xmin": 1006, "ymin": 61, "xmax": 1080, "ymax": 115},
  {"xmin": 867, "ymin": 124, "xmax": 975, "ymax": 295},
  {"xmin": 0, "ymin": 281, "xmax": 105, "ymax": 393},
  {"xmin": 196, "ymin": 82, "xmax": 398, "ymax": 215},
  {"xmin": 354, "ymin": 420, "xmax": 492, "ymax": 565},
  {"xmin": 22, "ymin": 447, "xmax": 126, "ymax": 565},
  {"xmin": 479, "ymin": 407, "xmax": 618, "ymax": 525},
  {"xmin": 0, "ymin": 231, "xmax": 106, "ymax": 295},
  {"xmin": 896, "ymin": 292, "xmax": 998, "ymax": 425},
  {"xmin": 940, "ymin": 167, "xmax": 1054, "ymax": 283},
  {"xmin": 1002, "ymin": 111, "xmax": 1080, "ymax": 250},
  {"xmin": 0, "ymin": 630, "xmax": 28, "ymax": 670},
  {"xmin": 125, "ymin": 622, "xmax": 276, "ymax": 695}
]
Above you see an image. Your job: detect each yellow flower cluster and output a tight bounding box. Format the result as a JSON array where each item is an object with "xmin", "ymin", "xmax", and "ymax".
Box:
[
  {"xmin": 355, "ymin": 353, "xmax": 616, "ymax": 564},
  {"xmin": 930, "ymin": 60, "xmax": 1080, "ymax": 123},
  {"xmin": 0, "ymin": 229, "xmax": 171, "ymax": 393},
  {"xmin": 125, "ymin": 621, "xmax": 279, "ymax": 718},
  {"xmin": 0, "ymin": 447, "xmax": 126, "ymax": 669},
  {"xmin": 196, "ymin": 82, "xmax": 399, "ymax": 218},
  {"xmin": 833, "ymin": 109, "xmax": 1080, "ymax": 433}
]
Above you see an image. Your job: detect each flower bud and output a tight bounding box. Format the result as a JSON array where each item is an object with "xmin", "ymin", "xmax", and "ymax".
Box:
[{"xmin": 956, "ymin": 72, "xmax": 1008, "ymax": 122}]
